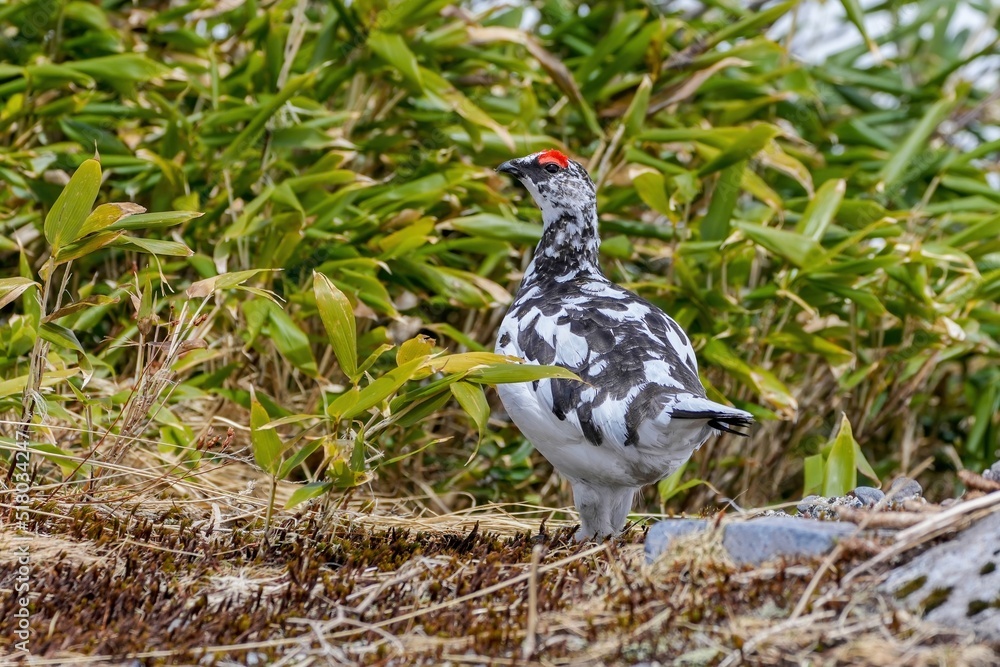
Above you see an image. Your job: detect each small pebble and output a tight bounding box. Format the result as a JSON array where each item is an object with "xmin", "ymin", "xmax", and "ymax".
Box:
[
  {"xmin": 850, "ymin": 486, "xmax": 885, "ymax": 508},
  {"xmin": 796, "ymin": 494, "xmax": 828, "ymax": 516},
  {"xmin": 888, "ymin": 477, "xmax": 922, "ymax": 503},
  {"xmin": 983, "ymin": 461, "xmax": 1000, "ymax": 483}
]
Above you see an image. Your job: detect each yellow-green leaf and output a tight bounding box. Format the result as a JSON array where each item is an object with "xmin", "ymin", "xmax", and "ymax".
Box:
[
  {"xmin": 795, "ymin": 179, "xmax": 845, "ymax": 241},
  {"xmin": 80, "ymin": 202, "xmax": 146, "ymax": 238},
  {"xmin": 0, "ymin": 369, "xmax": 79, "ymax": 399},
  {"xmin": 368, "ymin": 30, "xmax": 423, "ymax": 91},
  {"xmin": 186, "ymin": 269, "xmax": 278, "ymax": 298},
  {"xmin": 250, "ymin": 389, "xmax": 283, "ymax": 476},
  {"xmin": 697, "ymin": 124, "xmax": 780, "ymax": 176},
  {"xmin": 823, "ymin": 414, "xmax": 858, "ymax": 497},
  {"xmin": 397, "ymin": 335, "xmax": 435, "ymax": 366},
  {"xmin": 285, "ymin": 481, "xmax": 334, "ymax": 509},
  {"xmin": 314, "ymin": 271, "xmax": 358, "ymax": 380},
  {"xmin": 54, "ymin": 230, "xmax": 125, "ymax": 264},
  {"xmin": 113, "ymin": 236, "xmax": 193, "ymax": 257},
  {"xmin": 623, "ymin": 75, "xmax": 652, "ymax": 138},
  {"xmin": 451, "ymin": 381, "xmax": 489, "ymax": 444},
  {"xmin": 466, "ymin": 363, "xmax": 581, "ymax": 384},
  {"xmin": 44, "ymin": 158, "xmax": 102, "ymax": 251},
  {"xmin": 734, "ymin": 220, "xmax": 823, "ymax": 268},
  {"xmin": 0, "ymin": 277, "xmax": 38, "ymax": 310},
  {"xmin": 802, "ymin": 453, "xmax": 825, "ymax": 498},
  {"xmin": 327, "ymin": 387, "xmax": 361, "ymax": 421},
  {"xmin": 341, "ymin": 357, "xmax": 426, "ymax": 420},
  {"xmin": 108, "ymin": 210, "xmax": 203, "ymax": 231},
  {"xmin": 632, "ymin": 169, "xmax": 672, "ymax": 217}
]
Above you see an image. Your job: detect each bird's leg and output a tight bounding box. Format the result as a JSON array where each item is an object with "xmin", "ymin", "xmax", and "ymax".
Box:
[
  {"xmin": 609, "ymin": 486, "xmax": 638, "ymax": 535},
  {"xmin": 571, "ymin": 482, "xmax": 637, "ymax": 542}
]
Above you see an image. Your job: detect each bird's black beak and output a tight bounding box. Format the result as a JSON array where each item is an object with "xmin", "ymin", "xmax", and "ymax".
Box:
[{"xmin": 496, "ymin": 159, "xmax": 524, "ymax": 179}]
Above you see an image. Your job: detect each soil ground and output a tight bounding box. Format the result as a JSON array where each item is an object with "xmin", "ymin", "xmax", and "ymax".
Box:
[{"xmin": 1, "ymin": 464, "xmax": 998, "ymax": 666}]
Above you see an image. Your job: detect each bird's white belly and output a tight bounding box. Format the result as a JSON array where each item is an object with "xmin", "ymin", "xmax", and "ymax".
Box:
[{"xmin": 496, "ymin": 380, "xmax": 708, "ymax": 488}]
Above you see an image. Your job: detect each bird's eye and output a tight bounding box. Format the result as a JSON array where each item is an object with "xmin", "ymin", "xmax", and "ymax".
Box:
[{"xmin": 543, "ymin": 163, "xmax": 561, "ymax": 174}]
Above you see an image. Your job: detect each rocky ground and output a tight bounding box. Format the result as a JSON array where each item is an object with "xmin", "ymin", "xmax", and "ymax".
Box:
[{"xmin": 0, "ymin": 465, "xmax": 998, "ymax": 666}]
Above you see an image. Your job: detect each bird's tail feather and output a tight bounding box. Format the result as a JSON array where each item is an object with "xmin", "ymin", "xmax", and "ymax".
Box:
[{"xmin": 670, "ymin": 397, "xmax": 754, "ymax": 437}]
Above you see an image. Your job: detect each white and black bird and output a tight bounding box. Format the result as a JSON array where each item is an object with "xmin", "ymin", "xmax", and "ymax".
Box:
[{"xmin": 494, "ymin": 150, "xmax": 754, "ymax": 541}]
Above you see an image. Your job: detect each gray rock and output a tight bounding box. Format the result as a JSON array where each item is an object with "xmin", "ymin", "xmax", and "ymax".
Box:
[
  {"xmin": 850, "ymin": 486, "xmax": 886, "ymax": 507},
  {"xmin": 797, "ymin": 494, "xmax": 827, "ymax": 515},
  {"xmin": 882, "ymin": 511, "xmax": 1000, "ymax": 641},
  {"xmin": 983, "ymin": 461, "xmax": 1000, "ymax": 483},
  {"xmin": 645, "ymin": 516, "xmax": 856, "ymax": 565},
  {"xmin": 722, "ymin": 516, "xmax": 857, "ymax": 565},
  {"xmin": 645, "ymin": 519, "xmax": 708, "ymax": 562},
  {"xmin": 888, "ymin": 477, "xmax": 923, "ymax": 503}
]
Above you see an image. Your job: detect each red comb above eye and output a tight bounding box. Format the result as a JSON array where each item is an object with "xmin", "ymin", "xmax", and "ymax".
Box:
[{"xmin": 537, "ymin": 150, "xmax": 569, "ymax": 168}]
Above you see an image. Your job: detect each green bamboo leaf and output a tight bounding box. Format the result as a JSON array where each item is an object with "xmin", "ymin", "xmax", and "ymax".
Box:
[
  {"xmin": 802, "ymin": 454, "xmax": 825, "ymax": 498},
  {"xmin": 466, "ymin": 363, "xmax": 581, "ymax": 385},
  {"xmin": 941, "ymin": 175, "xmax": 1000, "ymax": 202},
  {"xmin": 278, "ymin": 440, "xmax": 324, "ymax": 479},
  {"xmin": 327, "ymin": 387, "xmax": 360, "ymax": 421},
  {"xmin": 186, "ymin": 269, "xmax": 279, "ymax": 298},
  {"xmin": 373, "ymin": 0, "xmax": 451, "ymax": 32},
  {"xmin": 250, "ymin": 389, "xmax": 284, "ymax": 476},
  {"xmin": 108, "ymin": 210, "xmax": 203, "ymax": 231},
  {"xmin": 54, "ymin": 230, "xmax": 125, "ymax": 264},
  {"xmin": 63, "ymin": 54, "xmax": 167, "ymax": 82},
  {"xmin": 80, "ymin": 202, "xmax": 146, "ymax": 238},
  {"xmin": 806, "ymin": 280, "xmax": 887, "ymax": 315},
  {"xmin": 632, "ymin": 169, "xmax": 672, "ymax": 217},
  {"xmin": 368, "ymin": 30, "xmax": 423, "ymax": 91},
  {"xmin": 30, "ymin": 442, "xmax": 89, "ymax": 478},
  {"xmin": 267, "ymin": 305, "xmax": 318, "ymax": 376},
  {"xmin": 734, "ymin": 221, "xmax": 823, "ymax": 268},
  {"xmin": 451, "ymin": 381, "xmax": 490, "ymax": 443},
  {"xmin": 878, "ymin": 95, "xmax": 957, "ymax": 188},
  {"xmin": 623, "ymin": 75, "xmax": 652, "ymax": 138},
  {"xmin": 285, "ymin": 481, "xmax": 334, "ymax": 509},
  {"xmin": 0, "ymin": 277, "xmax": 38, "ymax": 310},
  {"xmin": 341, "ymin": 357, "xmax": 426, "ymax": 420},
  {"xmin": 0, "ymin": 369, "xmax": 79, "ymax": 400},
  {"xmin": 43, "ymin": 295, "xmax": 119, "ymax": 323},
  {"xmin": 839, "ymin": 0, "xmax": 878, "ymax": 56},
  {"xmin": 765, "ymin": 329, "xmax": 854, "ymax": 366},
  {"xmin": 397, "ymin": 335, "xmax": 434, "ymax": 366},
  {"xmin": 702, "ymin": 0, "xmax": 796, "ymax": 49},
  {"xmin": 947, "ymin": 212, "xmax": 1000, "ymax": 248},
  {"xmin": 822, "ymin": 414, "xmax": 858, "ymax": 497},
  {"xmin": 39, "ymin": 322, "xmax": 83, "ymax": 352},
  {"xmin": 656, "ymin": 462, "xmax": 707, "ymax": 503},
  {"xmin": 449, "ymin": 214, "xmax": 542, "ymax": 244},
  {"xmin": 420, "ymin": 67, "xmax": 514, "ymax": 151},
  {"xmin": 854, "ymin": 441, "xmax": 879, "ymax": 485},
  {"xmin": 44, "ymin": 158, "xmax": 102, "ymax": 251},
  {"xmin": 702, "ymin": 163, "xmax": 744, "ymax": 242},
  {"xmin": 357, "ymin": 344, "xmax": 394, "ymax": 377},
  {"xmin": 314, "ymin": 271, "xmax": 358, "ymax": 380},
  {"xmin": 220, "ymin": 71, "xmax": 316, "ymax": 165},
  {"xmin": 795, "ymin": 179, "xmax": 846, "ymax": 241},
  {"xmin": 113, "ymin": 236, "xmax": 193, "ymax": 257},
  {"xmin": 701, "ymin": 339, "xmax": 797, "ymax": 415},
  {"xmin": 697, "ymin": 125, "xmax": 780, "ymax": 176}
]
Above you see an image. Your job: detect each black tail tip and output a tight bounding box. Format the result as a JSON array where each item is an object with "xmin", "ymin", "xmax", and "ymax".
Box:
[{"xmin": 708, "ymin": 416, "xmax": 754, "ymax": 437}]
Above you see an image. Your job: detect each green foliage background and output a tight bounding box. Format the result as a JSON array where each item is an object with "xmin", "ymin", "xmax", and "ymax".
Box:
[{"xmin": 1, "ymin": 0, "xmax": 999, "ymax": 511}]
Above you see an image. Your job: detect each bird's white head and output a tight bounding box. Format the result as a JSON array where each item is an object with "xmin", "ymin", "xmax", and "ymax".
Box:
[{"xmin": 496, "ymin": 150, "xmax": 596, "ymax": 223}]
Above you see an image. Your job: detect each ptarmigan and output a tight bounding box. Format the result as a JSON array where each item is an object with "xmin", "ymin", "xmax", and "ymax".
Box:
[{"xmin": 494, "ymin": 150, "xmax": 754, "ymax": 541}]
